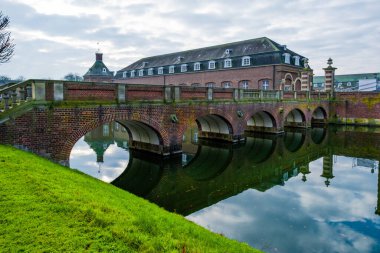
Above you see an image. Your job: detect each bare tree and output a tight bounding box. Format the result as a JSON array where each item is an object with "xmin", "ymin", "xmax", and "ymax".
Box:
[{"xmin": 0, "ymin": 12, "xmax": 15, "ymax": 63}]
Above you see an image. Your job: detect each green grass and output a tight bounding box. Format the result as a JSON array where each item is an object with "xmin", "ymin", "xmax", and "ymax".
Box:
[{"xmin": 0, "ymin": 145, "xmax": 261, "ymax": 253}]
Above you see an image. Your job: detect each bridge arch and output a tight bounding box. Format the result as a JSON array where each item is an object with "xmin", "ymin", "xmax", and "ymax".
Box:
[
  {"xmin": 284, "ymin": 130, "xmax": 306, "ymax": 152},
  {"xmin": 311, "ymin": 106, "xmax": 327, "ymax": 125},
  {"xmin": 196, "ymin": 114, "xmax": 234, "ymax": 142},
  {"xmin": 246, "ymin": 111, "xmax": 279, "ymax": 133},
  {"xmin": 285, "ymin": 108, "xmax": 306, "ymax": 128}
]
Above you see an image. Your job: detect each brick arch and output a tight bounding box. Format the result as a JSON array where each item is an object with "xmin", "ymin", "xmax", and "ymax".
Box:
[
  {"xmin": 294, "ymin": 78, "xmax": 302, "ymax": 91},
  {"xmin": 284, "ymin": 108, "xmax": 307, "ymax": 128},
  {"xmin": 61, "ymin": 112, "xmax": 168, "ymax": 163}
]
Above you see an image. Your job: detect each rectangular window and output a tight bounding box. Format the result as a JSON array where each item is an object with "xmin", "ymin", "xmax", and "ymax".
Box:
[
  {"xmin": 181, "ymin": 64, "xmax": 187, "ymax": 72},
  {"xmin": 169, "ymin": 66, "xmax": 175, "ymax": 73},
  {"xmin": 242, "ymin": 57, "xmax": 250, "ymax": 66},
  {"xmin": 148, "ymin": 68, "xmax": 153, "ymax": 75},
  {"xmin": 158, "ymin": 67, "xmax": 163, "ymax": 75},
  {"xmin": 130, "ymin": 70, "xmax": 135, "ymax": 77},
  {"xmin": 224, "ymin": 59, "xmax": 232, "ymax": 68},
  {"xmin": 122, "ymin": 71, "xmax": 127, "ymax": 78},
  {"xmin": 194, "ymin": 62, "xmax": 201, "ymax": 71},
  {"xmin": 208, "ymin": 61, "xmax": 216, "ymax": 69},
  {"xmin": 139, "ymin": 69, "xmax": 144, "ymax": 76},
  {"xmin": 223, "ymin": 82, "xmax": 231, "ymax": 88},
  {"xmin": 240, "ymin": 81, "xmax": 249, "ymax": 89},
  {"xmin": 262, "ymin": 80, "xmax": 269, "ymax": 90}
]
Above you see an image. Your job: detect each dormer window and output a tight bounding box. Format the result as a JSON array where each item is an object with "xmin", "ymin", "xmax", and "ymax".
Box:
[
  {"xmin": 142, "ymin": 61, "xmax": 148, "ymax": 68},
  {"xmin": 224, "ymin": 58, "xmax": 232, "ymax": 68},
  {"xmin": 194, "ymin": 62, "xmax": 201, "ymax": 71},
  {"xmin": 283, "ymin": 53, "xmax": 291, "ymax": 64},
  {"xmin": 122, "ymin": 71, "xmax": 127, "ymax": 78},
  {"xmin": 158, "ymin": 67, "xmax": 164, "ymax": 75},
  {"xmin": 242, "ymin": 56, "xmax": 250, "ymax": 66},
  {"xmin": 148, "ymin": 68, "xmax": 154, "ymax": 75},
  {"xmin": 293, "ymin": 56, "xmax": 300, "ymax": 66},
  {"xmin": 181, "ymin": 64, "xmax": 187, "ymax": 72},
  {"xmin": 139, "ymin": 69, "xmax": 144, "ymax": 76},
  {"xmin": 130, "ymin": 70, "xmax": 135, "ymax": 77},
  {"xmin": 169, "ymin": 65, "xmax": 175, "ymax": 74},
  {"xmin": 102, "ymin": 68, "xmax": 107, "ymax": 73},
  {"xmin": 208, "ymin": 60, "xmax": 216, "ymax": 69},
  {"xmin": 225, "ymin": 49, "xmax": 232, "ymax": 55},
  {"xmin": 177, "ymin": 56, "xmax": 184, "ymax": 62}
]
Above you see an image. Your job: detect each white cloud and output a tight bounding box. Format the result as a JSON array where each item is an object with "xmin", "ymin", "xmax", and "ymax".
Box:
[{"xmin": 1, "ymin": 0, "xmax": 379, "ymax": 79}]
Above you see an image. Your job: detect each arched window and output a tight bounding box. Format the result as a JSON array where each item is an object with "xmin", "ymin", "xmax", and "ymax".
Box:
[
  {"xmin": 222, "ymin": 81, "xmax": 232, "ymax": 88},
  {"xmin": 261, "ymin": 80, "xmax": 270, "ymax": 90},
  {"xmin": 206, "ymin": 82, "xmax": 215, "ymax": 88},
  {"xmin": 239, "ymin": 80, "xmax": 249, "ymax": 89},
  {"xmin": 102, "ymin": 68, "xmax": 107, "ymax": 73}
]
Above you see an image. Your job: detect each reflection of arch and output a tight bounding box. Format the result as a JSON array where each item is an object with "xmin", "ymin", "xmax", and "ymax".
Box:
[
  {"xmin": 311, "ymin": 127, "xmax": 327, "ymax": 144},
  {"xmin": 111, "ymin": 156, "xmax": 163, "ymax": 196},
  {"xmin": 183, "ymin": 144, "xmax": 232, "ymax": 181},
  {"xmin": 246, "ymin": 135, "xmax": 276, "ymax": 163},
  {"xmin": 285, "ymin": 109, "xmax": 306, "ymax": 128},
  {"xmin": 196, "ymin": 114, "xmax": 233, "ymax": 141},
  {"xmin": 117, "ymin": 120, "xmax": 164, "ymax": 154},
  {"xmin": 284, "ymin": 131, "xmax": 306, "ymax": 152},
  {"xmin": 311, "ymin": 107, "xmax": 327, "ymax": 125}
]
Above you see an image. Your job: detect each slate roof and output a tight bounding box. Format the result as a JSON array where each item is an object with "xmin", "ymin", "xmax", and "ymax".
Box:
[
  {"xmin": 118, "ymin": 37, "xmax": 305, "ymax": 71},
  {"xmin": 84, "ymin": 56, "xmax": 114, "ymax": 77}
]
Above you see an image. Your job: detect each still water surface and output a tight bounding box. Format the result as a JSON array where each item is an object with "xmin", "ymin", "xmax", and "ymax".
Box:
[{"xmin": 69, "ymin": 123, "xmax": 380, "ymax": 253}]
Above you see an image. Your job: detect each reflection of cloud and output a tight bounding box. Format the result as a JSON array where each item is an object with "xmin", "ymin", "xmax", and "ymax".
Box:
[
  {"xmin": 69, "ymin": 137, "xmax": 129, "ymax": 183},
  {"xmin": 187, "ymin": 156, "xmax": 380, "ymax": 253}
]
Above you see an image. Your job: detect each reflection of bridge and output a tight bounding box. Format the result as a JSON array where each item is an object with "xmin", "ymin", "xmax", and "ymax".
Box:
[
  {"xmin": 0, "ymin": 80, "xmax": 332, "ymax": 163},
  {"xmin": 110, "ymin": 127, "xmax": 380, "ymax": 216}
]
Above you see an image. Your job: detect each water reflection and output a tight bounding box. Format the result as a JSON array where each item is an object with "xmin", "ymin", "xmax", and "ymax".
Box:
[{"xmin": 69, "ymin": 125, "xmax": 380, "ymax": 253}]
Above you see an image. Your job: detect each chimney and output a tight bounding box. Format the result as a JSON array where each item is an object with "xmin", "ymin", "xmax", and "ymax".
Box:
[{"xmin": 96, "ymin": 52, "xmax": 103, "ymax": 61}]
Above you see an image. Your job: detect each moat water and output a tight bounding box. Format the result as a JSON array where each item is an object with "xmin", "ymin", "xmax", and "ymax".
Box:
[{"xmin": 69, "ymin": 123, "xmax": 380, "ymax": 253}]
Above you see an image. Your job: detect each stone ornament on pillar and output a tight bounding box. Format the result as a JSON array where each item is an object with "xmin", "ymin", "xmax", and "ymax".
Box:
[{"xmin": 323, "ymin": 58, "xmax": 337, "ymax": 93}]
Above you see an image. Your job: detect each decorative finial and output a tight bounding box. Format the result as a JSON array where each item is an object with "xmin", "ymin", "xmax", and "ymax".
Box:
[
  {"xmin": 97, "ymin": 42, "xmax": 101, "ymax": 53},
  {"xmin": 327, "ymin": 58, "xmax": 333, "ymax": 67}
]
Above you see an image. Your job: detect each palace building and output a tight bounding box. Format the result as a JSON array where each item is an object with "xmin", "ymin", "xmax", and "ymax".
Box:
[
  {"xmin": 113, "ymin": 37, "xmax": 313, "ymax": 91},
  {"xmin": 83, "ymin": 52, "xmax": 114, "ymax": 82}
]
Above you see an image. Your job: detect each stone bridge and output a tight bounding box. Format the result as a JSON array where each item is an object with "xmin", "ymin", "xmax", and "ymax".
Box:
[{"xmin": 0, "ymin": 79, "xmax": 379, "ymax": 164}]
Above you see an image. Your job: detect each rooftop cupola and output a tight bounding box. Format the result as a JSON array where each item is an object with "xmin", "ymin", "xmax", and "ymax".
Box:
[{"xmin": 96, "ymin": 52, "xmax": 103, "ymax": 61}]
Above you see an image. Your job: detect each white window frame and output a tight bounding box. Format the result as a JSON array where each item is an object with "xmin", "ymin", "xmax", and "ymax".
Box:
[
  {"xmin": 240, "ymin": 80, "xmax": 249, "ymax": 89},
  {"xmin": 181, "ymin": 64, "xmax": 187, "ymax": 72},
  {"xmin": 122, "ymin": 71, "xmax": 127, "ymax": 78},
  {"xmin": 223, "ymin": 81, "xmax": 231, "ymax": 88},
  {"xmin": 148, "ymin": 68, "xmax": 154, "ymax": 75},
  {"xmin": 169, "ymin": 65, "xmax": 175, "ymax": 74},
  {"xmin": 242, "ymin": 56, "xmax": 250, "ymax": 66},
  {"xmin": 224, "ymin": 58, "xmax": 232, "ymax": 68},
  {"xmin": 130, "ymin": 70, "xmax": 135, "ymax": 77},
  {"xmin": 208, "ymin": 60, "xmax": 216, "ymax": 69},
  {"xmin": 158, "ymin": 67, "xmax": 164, "ymax": 75},
  {"xmin": 283, "ymin": 53, "xmax": 291, "ymax": 64},
  {"xmin": 262, "ymin": 80, "xmax": 269, "ymax": 90},
  {"xmin": 138, "ymin": 69, "xmax": 144, "ymax": 77},
  {"xmin": 194, "ymin": 62, "xmax": 201, "ymax": 71},
  {"xmin": 102, "ymin": 68, "xmax": 107, "ymax": 73},
  {"xmin": 293, "ymin": 56, "xmax": 300, "ymax": 66},
  {"xmin": 206, "ymin": 82, "xmax": 215, "ymax": 88}
]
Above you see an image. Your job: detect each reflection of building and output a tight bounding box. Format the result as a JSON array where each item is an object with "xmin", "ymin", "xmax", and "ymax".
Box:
[
  {"xmin": 353, "ymin": 158, "xmax": 379, "ymax": 173},
  {"xmin": 299, "ymin": 164, "xmax": 311, "ymax": 182},
  {"xmin": 114, "ymin": 37, "xmax": 312, "ymax": 91},
  {"xmin": 313, "ymin": 73, "xmax": 380, "ymax": 92},
  {"xmin": 321, "ymin": 155, "xmax": 334, "ymax": 187}
]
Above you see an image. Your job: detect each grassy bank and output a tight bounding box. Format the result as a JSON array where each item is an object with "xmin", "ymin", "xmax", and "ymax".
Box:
[{"xmin": 0, "ymin": 145, "xmax": 261, "ymax": 252}]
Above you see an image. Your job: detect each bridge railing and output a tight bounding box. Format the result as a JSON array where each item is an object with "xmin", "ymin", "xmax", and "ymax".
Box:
[{"xmin": 0, "ymin": 79, "xmax": 334, "ymax": 118}]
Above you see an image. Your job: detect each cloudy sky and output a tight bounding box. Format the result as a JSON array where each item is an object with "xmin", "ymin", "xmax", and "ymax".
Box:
[{"xmin": 0, "ymin": 0, "xmax": 379, "ymax": 79}]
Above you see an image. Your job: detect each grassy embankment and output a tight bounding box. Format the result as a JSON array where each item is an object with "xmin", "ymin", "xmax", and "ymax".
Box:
[{"xmin": 0, "ymin": 145, "xmax": 261, "ymax": 252}]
